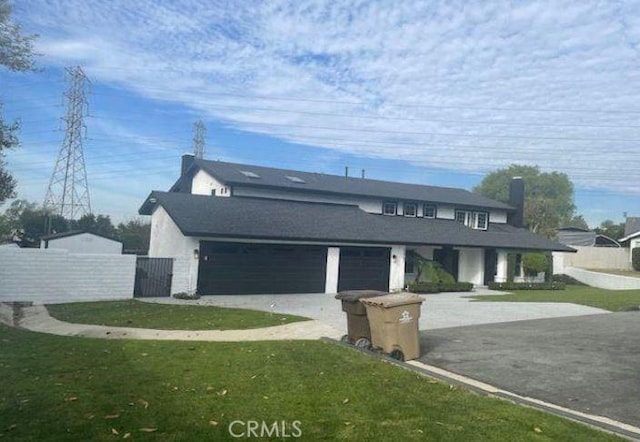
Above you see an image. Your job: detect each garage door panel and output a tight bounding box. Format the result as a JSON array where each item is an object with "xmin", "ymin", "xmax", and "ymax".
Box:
[
  {"xmin": 338, "ymin": 247, "xmax": 390, "ymax": 292},
  {"xmin": 198, "ymin": 242, "xmax": 327, "ymax": 295}
]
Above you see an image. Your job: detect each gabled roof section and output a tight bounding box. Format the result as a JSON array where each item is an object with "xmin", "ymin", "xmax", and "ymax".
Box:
[
  {"xmin": 139, "ymin": 191, "xmax": 572, "ymax": 252},
  {"xmin": 186, "ymin": 159, "xmax": 514, "ymax": 211},
  {"xmin": 40, "ymin": 230, "xmax": 122, "ymax": 243}
]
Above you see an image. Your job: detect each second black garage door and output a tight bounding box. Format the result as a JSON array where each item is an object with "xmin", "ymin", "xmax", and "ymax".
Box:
[
  {"xmin": 197, "ymin": 242, "xmax": 327, "ymax": 295},
  {"xmin": 338, "ymin": 247, "xmax": 390, "ymax": 292}
]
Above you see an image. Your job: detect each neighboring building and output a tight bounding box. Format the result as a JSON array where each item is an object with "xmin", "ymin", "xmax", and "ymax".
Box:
[
  {"xmin": 620, "ymin": 217, "xmax": 640, "ymax": 263},
  {"xmin": 556, "ymin": 226, "xmax": 620, "ymax": 248},
  {"xmin": 40, "ymin": 231, "xmax": 123, "ymax": 254},
  {"xmin": 139, "ymin": 155, "xmax": 573, "ymax": 295}
]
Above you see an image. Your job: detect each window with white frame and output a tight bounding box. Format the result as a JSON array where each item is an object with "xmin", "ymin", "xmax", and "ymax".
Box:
[
  {"xmin": 424, "ymin": 204, "xmax": 436, "ymax": 218},
  {"xmin": 383, "ymin": 202, "xmax": 397, "ymax": 215},
  {"xmin": 455, "ymin": 210, "xmax": 489, "ymax": 230},
  {"xmin": 404, "ymin": 203, "xmax": 417, "ymax": 217}
]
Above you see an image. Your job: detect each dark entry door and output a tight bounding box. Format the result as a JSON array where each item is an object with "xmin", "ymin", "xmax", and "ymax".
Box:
[
  {"xmin": 134, "ymin": 257, "xmax": 173, "ymax": 297},
  {"xmin": 433, "ymin": 247, "xmax": 459, "ymax": 281},
  {"xmin": 338, "ymin": 247, "xmax": 390, "ymax": 292},
  {"xmin": 197, "ymin": 242, "xmax": 327, "ymax": 295},
  {"xmin": 484, "ymin": 249, "xmax": 497, "ymax": 285}
]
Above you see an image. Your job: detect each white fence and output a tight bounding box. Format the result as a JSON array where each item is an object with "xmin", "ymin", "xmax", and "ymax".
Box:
[
  {"xmin": 553, "ymin": 246, "xmax": 631, "ymax": 273},
  {"xmin": 565, "ymin": 266, "xmax": 640, "ymax": 290},
  {"xmin": 0, "ymin": 248, "xmax": 136, "ymax": 303}
]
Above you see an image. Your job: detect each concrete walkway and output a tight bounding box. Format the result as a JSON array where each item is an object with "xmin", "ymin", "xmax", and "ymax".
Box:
[
  {"xmin": 1, "ymin": 303, "xmax": 343, "ymax": 341},
  {"xmin": 142, "ymin": 288, "xmax": 608, "ymax": 331}
]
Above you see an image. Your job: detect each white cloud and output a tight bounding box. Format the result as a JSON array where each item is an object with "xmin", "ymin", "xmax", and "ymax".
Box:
[{"xmin": 12, "ymin": 0, "xmax": 640, "ymax": 196}]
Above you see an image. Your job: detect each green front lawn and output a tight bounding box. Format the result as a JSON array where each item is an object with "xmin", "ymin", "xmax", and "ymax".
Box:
[
  {"xmin": 470, "ymin": 285, "xmax": 640, "ymax": 312},
  {"xmin": 0, "ymin": 325, "xmax": 620, "ymax": 441},
  {"xmin": 46, "ymin": 300, "xmax": 309, "ymax": 330}
]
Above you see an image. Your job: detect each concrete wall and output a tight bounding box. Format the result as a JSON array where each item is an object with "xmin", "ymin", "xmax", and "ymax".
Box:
[
  {"xmin": 0, "ymin": 248, "xmax": 135, "ymax": 303},
  {"xmin": 42, "ymin": 233, "xmax": 122, "ymax": 254},
  {"xmin": 457, "ymin": 247, "xmax": 484, "ymax": 285},
  {"xmin": 565, "ymin": 266, "xmax": 640, "ymax": 290},
  {"xmin": 149, "ymin": 206, "xmax": 200, "ymax": 294},
  {"xmin": 191, "ymin": 170, "xmax": 231, "ymax": 197},
  {"xmin": 553, "ymin": 246, "xmax": 632, "ymax": 272}
]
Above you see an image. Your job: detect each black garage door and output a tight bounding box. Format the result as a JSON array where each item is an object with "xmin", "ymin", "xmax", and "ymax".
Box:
[
  {"xmin": 338, "ymin": 247, "xmax": 390, "ymax": 292},
  {"xmin": 197, "ymin": 242, "xmax": 327, "ymax": 295}
]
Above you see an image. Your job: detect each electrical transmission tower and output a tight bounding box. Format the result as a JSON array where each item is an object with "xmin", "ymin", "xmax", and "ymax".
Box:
[
  {"xmin": 192, "ymin": 120, "xmax": 206, "ymax": 159},
  {"xmin": 44, "ymin": 66, "xmax": 92, "ymax": 219}
]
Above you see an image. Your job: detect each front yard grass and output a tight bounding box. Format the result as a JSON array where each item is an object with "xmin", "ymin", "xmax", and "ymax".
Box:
[
  {"xmin": 46, "ymin": 300, "xmax": 309, "ymax": 330},
  {"xmin": 0, "ymin": 325, "xmax": 621, "ymax": 441},
  {"xmin": 470, "ymin": 285, "xmax": 640, "ymax": 312}
]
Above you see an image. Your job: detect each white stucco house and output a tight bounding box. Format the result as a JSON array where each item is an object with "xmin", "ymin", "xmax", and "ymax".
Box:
[
  {"xmin": 40, "ymin": 231, "xmax": 123, "ymax": 254},
  {"xmin": 138, "ymin": 155, "xmax": 573, "ymax": 295}
]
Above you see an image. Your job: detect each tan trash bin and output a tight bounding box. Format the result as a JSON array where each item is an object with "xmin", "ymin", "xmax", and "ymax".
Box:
[
  {"xmin": 335, "ymin": 290, "xmax": 388, "ymax": 348},
  {"xmin": 360, "ymin": 293, "xmax": 424, "ymax": 361}
]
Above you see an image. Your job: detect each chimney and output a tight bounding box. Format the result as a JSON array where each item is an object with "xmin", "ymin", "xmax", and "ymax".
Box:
[
  {"xmin": 181, "ymin": 153, "xmax": 195, "ymax": 177},
  {"xmin": 508, "ymin": 177, "xmax": 525, "ymax": 228}
]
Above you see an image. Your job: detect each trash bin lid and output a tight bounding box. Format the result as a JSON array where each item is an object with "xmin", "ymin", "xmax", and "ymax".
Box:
[
  {"xmin": 335, "ymin": 290, "xmax": 389, "ymax": 302},
  {"xmin": 359, "ymin": 293, "xmax": 423, "ymax": 307}
]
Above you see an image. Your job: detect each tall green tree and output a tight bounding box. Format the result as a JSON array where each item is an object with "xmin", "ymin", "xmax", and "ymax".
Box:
[
  {"xmin": 474, "ymin": 165, "xmax": 578, "ymax": 238},
  {"xmin": 70, "ymin": 213, "xmax": 117, "ymax": 238},
  {"xmin": 116, "ymin": 218, "xmax": 150, "ymax": 255},
  {"xmin": 0, "ymin": 0, "xmax": 38, "ymax": 204},
  {"xmin": 1, "ymin": 199, "xmax": 68, "ymax": 247},
  {"xmin": 595, "ymin": 220, "xmax": 625, "ymax": 240}
]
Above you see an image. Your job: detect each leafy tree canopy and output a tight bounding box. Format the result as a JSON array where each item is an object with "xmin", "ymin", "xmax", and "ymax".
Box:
[
  {"xmin": 594, "ymin": 219, "xmax": 625, "ymax": 241},
  {"xmin": 473, "ymin": 164, "xmax": 578, "ymax": 238},
  {"xmin": 0, "ymin": 0, "xmax": 39, "ymax": 205}
]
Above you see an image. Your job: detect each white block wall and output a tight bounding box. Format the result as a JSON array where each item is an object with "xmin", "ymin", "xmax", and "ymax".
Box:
[
  {"xmin": 565, "ymin": 266, "xmax": 640, "ymax": 290},
  {"xmin": 0, "ymin": 248, "xmax": 136, "ymax": 303}
]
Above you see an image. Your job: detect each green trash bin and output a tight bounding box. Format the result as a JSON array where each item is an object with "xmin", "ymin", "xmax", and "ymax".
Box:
[
  {"xmin": 360, "ymin": 293, "xmax": 424, "ymax": 361},
  {"xmin": 335, "ymin": 290, "xmax": 388, "ymax": 348}
]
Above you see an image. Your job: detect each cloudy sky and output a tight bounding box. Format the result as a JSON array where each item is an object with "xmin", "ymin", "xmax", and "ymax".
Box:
[{"xmin": 2, "ymin": 0, "xmax": 640, "ymax": 225}]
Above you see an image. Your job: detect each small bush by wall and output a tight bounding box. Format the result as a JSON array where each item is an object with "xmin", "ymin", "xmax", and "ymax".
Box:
[
  {"xmin": 633, "ymin": 248, "xmax": 640, "ymax": 271},
  {"xmin": 408, "ymin": 282, "xmax": 474, "ymax": 293},
  {"xmin": 173, "ymin": 292, "xmax": 201, "ymax": 300},
  {"xmin": 488, "ymin": 281, "xmax": 566, "ymax": 291}
]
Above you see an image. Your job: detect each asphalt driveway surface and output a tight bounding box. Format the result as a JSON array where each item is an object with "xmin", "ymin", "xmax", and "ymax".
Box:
[{"xmin": 419, "ymin": 312, "xmax": 640, "ymax": 428}]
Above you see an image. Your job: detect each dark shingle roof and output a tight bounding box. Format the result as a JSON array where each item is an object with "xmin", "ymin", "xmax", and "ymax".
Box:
[
  {"xmin": 624, "ymin": 217, "xmax": 640, "ymax": 237},
  {"xmin": 184, "ymin": 159, "xmax": 514, "ymax": 211},
  {"xmin": 139, "ymin": 192, "xmax": 573, "ymax": 252}
]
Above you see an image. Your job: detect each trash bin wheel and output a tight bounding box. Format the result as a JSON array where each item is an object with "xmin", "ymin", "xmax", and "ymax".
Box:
[
  {"xmin": 340, "ymin": 334, "xmax": 351, "ymax": 344},
  {"xmin": 354, "ymin": 337, "xmax": 371, "ymax": 349},
  {"xmin": 389, "ymin": 349, "xmax": 405, "ymax": 362}
]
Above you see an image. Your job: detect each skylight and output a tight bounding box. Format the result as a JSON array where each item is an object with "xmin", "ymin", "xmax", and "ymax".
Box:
[
  {"xmin": 240, "ymin": 170, "xmax": 260, "ymax": 179},
  {"xmin": 285, "ymin": 175, "xmax": 305, "ymax": 184}
]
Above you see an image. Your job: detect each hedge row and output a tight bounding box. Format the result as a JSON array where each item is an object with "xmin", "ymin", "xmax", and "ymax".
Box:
[
  {"xmin": 408, "ymin": 282, "xmax": 474, "ymax": 294},
  {"xmin": 488, "ymin": 281, "xmax": 566, "ymax": 291}
]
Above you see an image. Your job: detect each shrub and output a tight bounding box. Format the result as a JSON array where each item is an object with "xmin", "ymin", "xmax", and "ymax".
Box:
[
  {"xmin": 522, "ymin": 253, "xmax": 548, "ymax": 277},
  {"xmin": 173, "ymin": 292, "xmax": 201, "ymax": 300},
  {"xmin": 633, "ymin": 248, "xmax": 640, "ymax": 271},
  {"xmin": 408, "ymin": 281, "xmax": 474, "ymax": 293},
  {"xmin": 552, "ymin": 274, "xmax": 586, "ymax": 285},
  {"xmin": 488, "ymin": 281, "xmax": 566, "ymax": 291}
]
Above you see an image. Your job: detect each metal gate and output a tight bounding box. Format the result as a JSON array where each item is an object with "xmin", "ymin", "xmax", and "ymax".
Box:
[{"xmin": 134, "ymin": 257, "xmax": 173, "ymax": 297}]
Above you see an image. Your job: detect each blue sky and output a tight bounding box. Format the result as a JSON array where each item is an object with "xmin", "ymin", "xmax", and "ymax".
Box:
[{"xmin": 2, "ymin": 0, "xmax": 640, "ymax": 226}]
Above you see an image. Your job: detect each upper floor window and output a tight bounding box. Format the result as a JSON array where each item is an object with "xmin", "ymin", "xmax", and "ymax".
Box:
[
  {"xmin": 404, "ymin": 203, "xmax": 417, "ymax": 217},
  {"xmin": 424, "ymin": 204, "xmax": 436, "ymax": 219},
  {"xmin": 383, "ymin": 202, "xmax": 397, "ymax": 216},
  {"xmin": 455, "ymin": 210, "xmax": 489, "ymax": 230}
]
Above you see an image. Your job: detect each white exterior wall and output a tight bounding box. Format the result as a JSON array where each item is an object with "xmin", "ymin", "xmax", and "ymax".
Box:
[
  {"xmin": 457, "ymin": 248, "xmax": 485, "ymax": 285},
  {"xmin": 437, "ymin": 206, "xmax": 455, "ymax": 220},
  {"xmin": 41, "ymin": 233, "xmax": 122, "ymax": 254},
  {"xmin": 191, "ymin": 170, "xmax": 230, "ymax": 196},
  {"xmin": 553, "ymin": 246, "xmax": 631, "ymax": 272},
  {"xmin": 149, "ymin": 206, "xmax": 200, "ymax": 294},
  {"xmin": 389, "ymin": 245, "xmax": 406, "ymax": 291},
  {"xmin": 0, "ymin": 248, "xmax": 135, "ymax": 303},
  {"xmin": 495, "ymin": 250, "xmax": 509, "ymax": 282},
  {"xmin": 325, "ymin": 247, "xmax": 340, "ymax": 293},
  {"xmin": 490, "ymin": 210, "xmax": 508, "ymax": 224},
  {"xmin": 565, "ymin": 266, "xmax": 640, "ymax": 290}
]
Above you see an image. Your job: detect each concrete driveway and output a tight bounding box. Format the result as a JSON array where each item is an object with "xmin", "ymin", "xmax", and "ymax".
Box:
[
  {"xmin": 418, "ymin": 312, "xmax": 640, "ymax": 428},
  {"xmin": 145, "ymin": 288, "xmax": 606, "ymax": 332}
]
